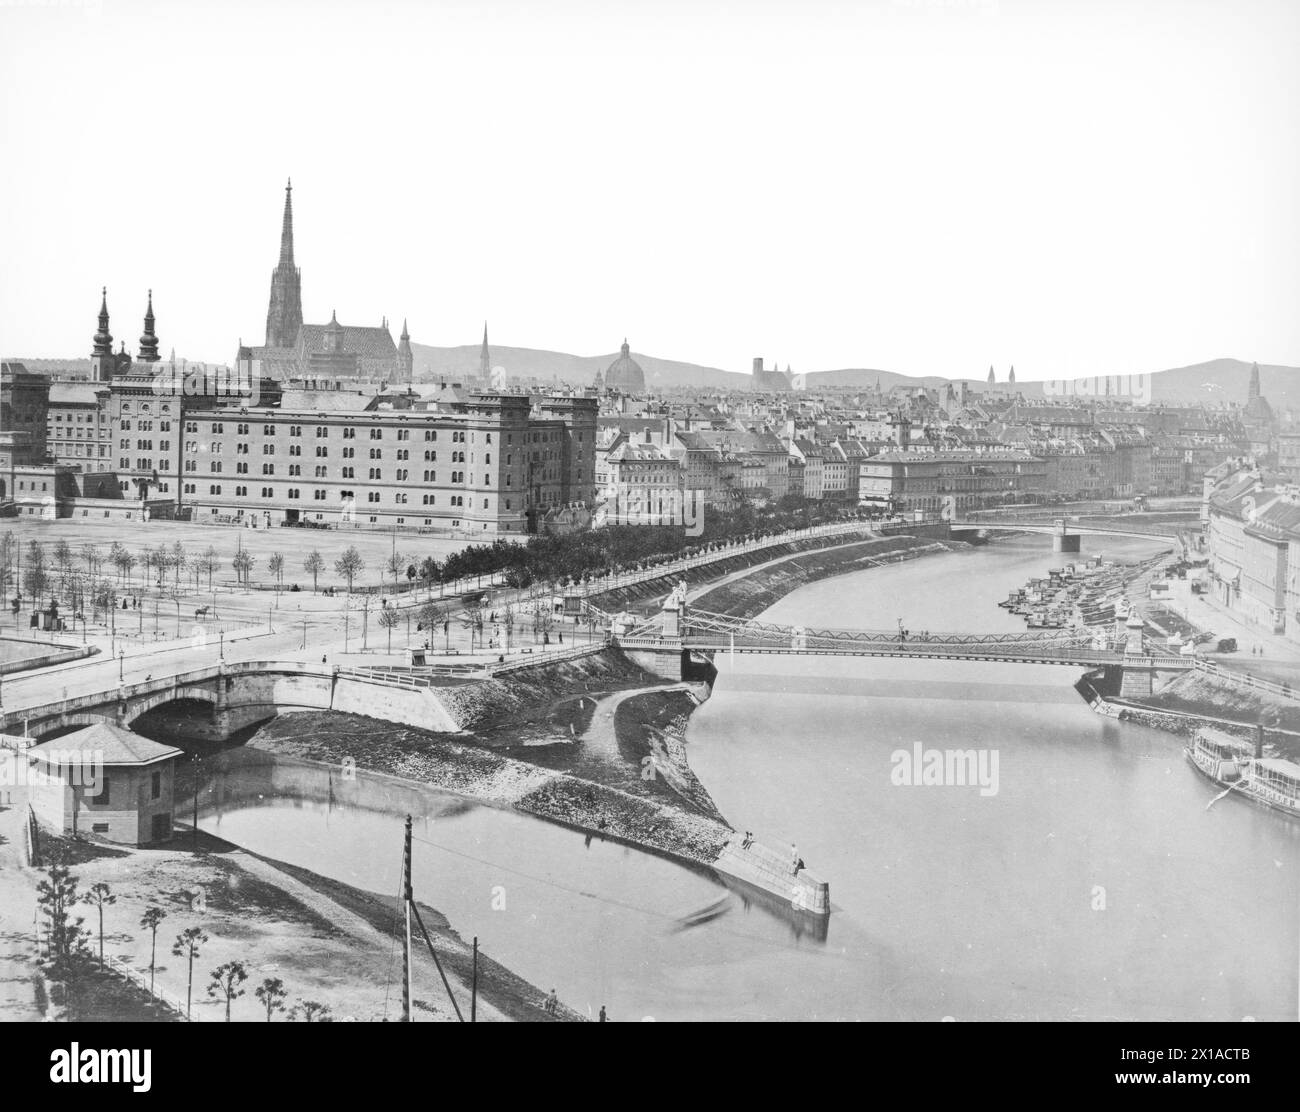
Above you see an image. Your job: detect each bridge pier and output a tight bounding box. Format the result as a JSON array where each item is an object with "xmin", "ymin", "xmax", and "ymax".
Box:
[{"xmin": 1052, "ymin": 519, "xmax": 1081, "ymax": 553}]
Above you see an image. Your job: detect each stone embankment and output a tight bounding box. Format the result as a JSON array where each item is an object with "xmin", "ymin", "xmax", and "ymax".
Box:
[
  {"xmin": 248, "ymin": 712, "xmax": 735, "ymax": 868},
  {"xmin": 588, "ymin": 531, "xmax": 942, "ymax": 613},
  {"xmin": 688, "ymin": 535, "xmax": 952, "ymax": 619}
]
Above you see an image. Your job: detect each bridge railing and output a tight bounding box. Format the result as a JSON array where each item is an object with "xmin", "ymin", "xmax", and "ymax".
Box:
[
  {"xmin": 570, "ymin": 522, "xmax": 880, "ymax": 599},
  {"xmin": 1194, "ymin": 658, "xmax": 1300, "ymax": 702}
]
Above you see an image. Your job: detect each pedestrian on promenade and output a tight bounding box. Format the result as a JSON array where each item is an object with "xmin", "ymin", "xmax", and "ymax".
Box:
[{"xmin": 790, "ymin": 842, "xmax": 799, "ymax": 875}]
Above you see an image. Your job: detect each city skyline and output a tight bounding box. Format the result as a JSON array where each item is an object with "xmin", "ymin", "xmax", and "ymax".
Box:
[{"xmin": 2, "ymin": 0, "xmax": 1299, "ymax": 379}]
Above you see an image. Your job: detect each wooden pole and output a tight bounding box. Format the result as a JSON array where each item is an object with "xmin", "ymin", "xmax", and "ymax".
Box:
[{"xmin": 403, "ymin": 814, "xmax": 413, "ymax": 1022}]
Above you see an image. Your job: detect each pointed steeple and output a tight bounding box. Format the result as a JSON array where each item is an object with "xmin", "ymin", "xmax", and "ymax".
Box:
[
  {"xmin": 92, "ymin": 287, "xmax": 113, "ymax": 355},
  {"xmin": 987, "ymin": 364, "xmax": 995, "ymax": 384},
  {"xmin": 1008, "ymin": 364, "xmax": 1015, "ymax": 384},
  {"xmin": 279, "ymin": 178, "xmax": 295, "ymax": 266},
  {"xmin": 396, "ymin": 317, "xmax": 413, "ymax": 384},
  {"xmin": 480, "ymin": 321, "xmax": 490, "ymax": 377},
  {"xmin": 137, "ymin": 289, "xmax": 160, "ymax": 362},
  {"xmin": 1248, "ymin": 361, "xmax": 1261, "ymax": 401},
  {"xmin": 266, "ymin": 178, "xmax": 304, "ymax": 347}
]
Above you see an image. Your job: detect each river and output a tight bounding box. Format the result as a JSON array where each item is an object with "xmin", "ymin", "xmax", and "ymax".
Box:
[{"xmin": 198, "ymin": 534, "xmax": 1300, "ymax": 1020}]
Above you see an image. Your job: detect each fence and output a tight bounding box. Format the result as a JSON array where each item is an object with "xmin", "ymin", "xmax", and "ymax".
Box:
[
  {"xmin": 24, "ymin": 805, "xmax": 40, "ymax": 867},
  {"xmin": 1194, "ymin": 658, "xmax": 1300, "ymax": 703},
  {"xmin": 104, "ymin": 954, "xmax": 191, "ymax": 1021},
  {"xmin": 568, "ymin": 522, "xmax": 880, "ymax": 600}
]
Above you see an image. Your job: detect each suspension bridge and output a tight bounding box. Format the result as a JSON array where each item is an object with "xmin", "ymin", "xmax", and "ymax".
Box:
[{"xmin": 613, "ymin": 605, "xmax": 1192, "ymax": 671}]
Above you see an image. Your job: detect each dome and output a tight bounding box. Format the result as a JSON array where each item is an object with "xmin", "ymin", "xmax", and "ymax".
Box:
[{"xmin": 604, "ymin": 339, "xmax": 645, "ymax": 393}]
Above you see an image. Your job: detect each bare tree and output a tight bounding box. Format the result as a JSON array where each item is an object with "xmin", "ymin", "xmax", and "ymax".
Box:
[{"xmin": 303, "ymin": 550, "xmax": 324, "ymax": 593}]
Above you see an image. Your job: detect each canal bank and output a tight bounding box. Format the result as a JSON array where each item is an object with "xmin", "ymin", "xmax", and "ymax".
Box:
[{"xmin": 683, "ymin": 533, "xmax": 1300, "ymax": 1020}]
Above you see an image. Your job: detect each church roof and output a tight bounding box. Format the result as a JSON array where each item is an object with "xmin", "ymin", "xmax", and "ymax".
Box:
[{"xmin": 298, "ymin": 322, "xmax": 397, "ymax": 359}]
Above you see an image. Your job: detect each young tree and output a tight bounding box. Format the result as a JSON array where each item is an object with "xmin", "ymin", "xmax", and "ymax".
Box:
[
  {"xmin": 255, "ymin": 976, "xmax": 288, "ymax": 1021},
  {"xmin": 385, "ymin": 551, "xmax": 405, "ymax": 593},
  {"xmin": 36, "ymin": 854, "xmax": 93, "ymax": 984},
  {"xmin": 80, "ymin": 881, "xmax": 116, "ymax": 968},
  {"xmin": 139, "ymin": 906, "xmax": 167, "ymax": 996},
  {"xmin": 417, "ymin": 601, "xmax": 443, "ymax": 642},
  {"xmin": 378, "ymin": 606, "xmax": 399, "ymax": 652},
  {"xmin": 207, "ymin": 960, "xmax": 249, "ymax": 1022},
  {"xmin": 290, "ymin": 999, "xmax": 333, "ymax": 1022},
  {"xmin": 53, "ymin": 539, "xmax": 73, "ymax": 580},
  {"xmin": 118, "ymin": 548, "xmax": 137, "ymax": 588},
  {"xmin": 198, "ymin": 545, "xmax": 219, "ymax": 592},
  {"xmin": 268, "ymin": 552, "xmax": 285, "ymax": 592},
  {"xmin": 232, "ymin": 549, "xmax": 255, "ymax": 589},
  {"xmin": 0, "ymin": 531, "xmax": 16, "ymax": 610},
  {"xmin": 333, "ymin": 546, "xmax": 364, "ymax": 592},
  {"xmin": 303, "ymin": 550, "xmax": 325, "ymax": 593},
  {"xmin": 418, "ymin": 555, "xmax": 440, "ymax": 599},
  {"xmin": 460, "ymin": 599, "xmax": 485, "ymax": 650},
  {"xmin": 80, "ymin": 542, "xmax": 101, "ymax": 580},
  {"xmin": 170, "ymin": 541, "xmax": 187, "ymax": 589},
  {"xmin": 172, "ymin": 926, "xmax": 209, "ymax": 1020},
  {"xmin": 25, "ymin": 540, "xmax": 49, "ymax": 604}
]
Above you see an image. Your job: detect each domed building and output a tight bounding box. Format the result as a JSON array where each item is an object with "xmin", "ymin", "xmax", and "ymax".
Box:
[{"xmin": 604, "ymin": 339, "xmax": 645, "ymax": 394}]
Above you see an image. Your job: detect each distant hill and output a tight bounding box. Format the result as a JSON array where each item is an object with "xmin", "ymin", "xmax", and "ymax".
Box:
[
  {"xmin": 410, "ymin": 343, "xmax": 1296, "ymax": 410},
  {"xmin": 410, "ymin": 343, "xmax": 745, "ymax": 389}
]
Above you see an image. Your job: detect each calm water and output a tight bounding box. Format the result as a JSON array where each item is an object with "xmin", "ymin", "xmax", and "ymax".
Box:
[{"xmin": 199, "ymin": 535, "xmax": 1300, "ymax": 1020}]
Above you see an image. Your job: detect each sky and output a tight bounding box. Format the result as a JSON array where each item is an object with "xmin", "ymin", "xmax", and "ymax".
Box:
[{"xmin": 1, "ymin": 0, "xmax": 1298, "ymax": 381}]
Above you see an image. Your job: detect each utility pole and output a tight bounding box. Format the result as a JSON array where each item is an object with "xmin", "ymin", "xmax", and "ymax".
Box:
[
  {"xmin": 471, "ymin": 937, "xmax": 477, "ymax": 1023},
  {"xmin": 192, "ymin": 754, "xmax": 200, "ymax": 853},
  {"xmin": 402, "ymin": 814, "xmax": 413, "ymax": 1023}
]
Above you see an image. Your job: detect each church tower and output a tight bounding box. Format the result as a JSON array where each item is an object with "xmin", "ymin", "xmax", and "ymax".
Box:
[
  {"xmin": 479, "ymin": 321, "xmax": 490, "ymax": 378},
  {"xmin": 987, "ymin": 364, "xmax": 995, "ymax": 385},
  {"xmin": 91, "ymin": 288, "xmax": 115, "ymax": 382},
  {"xmin": 137, "ymin": 289, "xmax": 160, "ymax": 362},
  {"xmin": 1008, "ymin": 365, "xmax": 1015, "ymax": 385},
  {"xmin": 1248, "ymin": 361, "xmax": 1261, "ymax": 402},
  {"xmin": 264, "ymin": 179, "xmax": 303, "ymax": 348},
  {"xmin": 396, "ymin": 319, "xmax": 413, "ymax": 383}
]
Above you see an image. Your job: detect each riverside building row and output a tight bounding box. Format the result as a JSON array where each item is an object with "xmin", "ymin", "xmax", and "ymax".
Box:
[
  {"xmin": 1, "ymin": 294, "xmax": 597, "ymax": 533},
  {"xmin": 1203, "ymin": 460, "xmax": 1300, "ymax": 642}
]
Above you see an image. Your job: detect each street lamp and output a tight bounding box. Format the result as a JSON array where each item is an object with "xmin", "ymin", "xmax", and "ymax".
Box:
[{"xmin": 118, "ymin": 648, "xmax": 125, "ymax": 683}]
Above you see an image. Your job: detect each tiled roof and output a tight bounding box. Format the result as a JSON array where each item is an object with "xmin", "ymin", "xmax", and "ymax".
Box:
[
  {"xmin": 28, "ymin": 723, "xmax": 182, "ymax": 767},
  {"xmin": 298, "ymin": 323, "xmax": 397, "ymax": 359}
]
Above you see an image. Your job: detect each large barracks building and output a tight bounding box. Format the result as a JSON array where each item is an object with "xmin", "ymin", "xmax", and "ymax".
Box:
[{"xmin": 1, "ymin": 182, "xmax": 597, "ymax": 534}]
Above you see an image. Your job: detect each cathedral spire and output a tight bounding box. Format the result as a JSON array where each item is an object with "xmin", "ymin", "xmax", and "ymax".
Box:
[
  {"xmin": 1008, "ymin": 364, "xmax": 1015, "ymax": 384},
  {"xmin": 266, "ymin": 178, "xmax": 304, "ymax": 348},
  {"xmin": 1248, "ymin": 361, "xmax": 1260, "ymax": 401},
  {"xmin": 138, "ymin": 289, "xmax": 160, "ymax": 362},
  {"xmin": 987, "ymin": 364, "xmax": 995, "ymax": 385},
  {"xmin": 480, "ymin": 321, "xmax": 490, "ymax": 377},
  {"xmin": 279, "ymin": 178, "xmax": 295, "ymax": 266}
]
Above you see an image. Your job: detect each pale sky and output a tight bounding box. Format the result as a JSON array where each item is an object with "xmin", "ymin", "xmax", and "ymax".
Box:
[{"xmin": 2, "ymin": 0, "xmax": 1298, "ymax": 380}]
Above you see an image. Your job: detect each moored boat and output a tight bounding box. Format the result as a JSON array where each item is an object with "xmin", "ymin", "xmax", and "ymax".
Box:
[{"xmin": 1185, "ymin": 726, "xmax": 1300, "ymax": 819}]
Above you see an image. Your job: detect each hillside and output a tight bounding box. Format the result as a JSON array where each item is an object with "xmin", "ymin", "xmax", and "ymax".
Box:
[
  {"xmin": 397, "ymin": 343, "xmax": 1300, "ymax": 409},
  {"xmin": 410, "ymin": 343, "xmax": 745, "ymax": 390}
]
